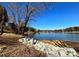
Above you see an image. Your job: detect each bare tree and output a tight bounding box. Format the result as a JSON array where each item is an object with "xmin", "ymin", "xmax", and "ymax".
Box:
[
  {"xmin": 23, "ymin": 2, "xmax": 52, "ymax": 34},
  {"xmin": 0, "ymin": 5, "xmax": 8, "ymax": 35},
  {"xmin": 6, "ymin": 2, "xmax": 52, "ymax": 34},
  {"xmin": 7, "ymin": 2, "xmax": 25, "ymax": 34}
]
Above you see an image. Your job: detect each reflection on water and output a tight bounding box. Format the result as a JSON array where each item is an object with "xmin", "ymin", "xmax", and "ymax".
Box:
[{"xmin": 31, "ymin": 32, "xmax": 79, "ymax": 42}]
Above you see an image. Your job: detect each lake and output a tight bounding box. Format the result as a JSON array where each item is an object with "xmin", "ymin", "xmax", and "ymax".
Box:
[{"xmin": 29, "ymin": 32, "xmax": 79, "ymax": 42}]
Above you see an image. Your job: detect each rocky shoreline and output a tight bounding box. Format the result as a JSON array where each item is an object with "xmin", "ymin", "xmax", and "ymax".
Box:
[
  {"xmin": 19, "ymin": 37, "xmax": 79, "ymax": 57},
  {"xmin": 0, "ymin": 33, "xmax": 79, "ymax": 57}
]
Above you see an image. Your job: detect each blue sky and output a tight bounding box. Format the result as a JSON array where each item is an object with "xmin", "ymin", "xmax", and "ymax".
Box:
[
  {"xmin": 30, "ymin": 2, "xmax": 79, "ymax": 30},
  {"xmin": 1, "ymin": 2, "xmax": 79, "ymax": 30}
]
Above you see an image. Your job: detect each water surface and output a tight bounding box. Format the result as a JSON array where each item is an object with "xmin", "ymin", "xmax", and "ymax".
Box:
[{"xmin": 31, "ymin": 32, "xmax": 79, "ymax": 42}]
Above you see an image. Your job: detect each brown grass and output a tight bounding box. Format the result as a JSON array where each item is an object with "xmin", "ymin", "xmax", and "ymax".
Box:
[
  {"xmin": 0, "ymin": 44, "xmax": 47, "ymax": 57},
  {"xmin": 41, "ymin": 40, "xmax": 71, "ymax": 47},
  {"xmin": 0, "ymin": 33, "xmax": 47, "ymax": 57},
  {"xmin": 0, "ymin": 33, "xmax": 24, "ymax": 39}
]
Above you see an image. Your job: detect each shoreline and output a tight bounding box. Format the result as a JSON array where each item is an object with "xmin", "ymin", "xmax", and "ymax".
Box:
[
  {"xmin": 0, "ymin": 33, "xmax": 79, "ymax": 57},
  {"xmin": 19, "ymin": 37, "xmax": 79, "ymax": 57}
]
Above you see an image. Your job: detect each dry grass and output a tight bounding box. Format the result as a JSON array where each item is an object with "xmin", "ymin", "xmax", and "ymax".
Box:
[
  {"xmin": 0, "ymin": 44, "xmax": 47, "ymax": 57},
  {"xmin": 0, "ymin": 33, "xmax": 24, "ymax": 40},
  {"xmin": 0, "ymin": 33, "xmax": 47, "ymax": 57},
  {"xmin": 41, "ymin": 40, "xmax": 71, "ymax": 47},
  {"xmin": 0, "ymin": 33, "xmax": 24, "ymax": 45}
]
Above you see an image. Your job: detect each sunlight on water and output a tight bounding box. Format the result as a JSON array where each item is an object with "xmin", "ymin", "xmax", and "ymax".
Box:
[{"xmin": 32, "ymin": 32, "xmax": 79, "ymax": 42}]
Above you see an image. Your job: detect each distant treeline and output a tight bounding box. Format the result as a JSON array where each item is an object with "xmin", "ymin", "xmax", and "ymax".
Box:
[
  {"xmin": 37, "ymin": 26, "xmax": 79, "ymax": 32},
  {"xmin": 63, "ymin": 27, "xmax": 79, "ymax": 32}
]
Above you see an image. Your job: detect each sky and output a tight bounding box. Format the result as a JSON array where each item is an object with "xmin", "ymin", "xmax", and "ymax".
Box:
[{"xmin": 1, "ymin": 2, "xmax": 79, "ymax": 30}]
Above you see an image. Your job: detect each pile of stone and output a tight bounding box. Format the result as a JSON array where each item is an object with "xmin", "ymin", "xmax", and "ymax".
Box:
[
  {"xmin": 19, "ymin": 37, "xmax": 78, "ymax": 57},
  {"xmin": 19, "ymin": 37, "xmax": 38, "ymax": 47},
  {"xmin": 34, "ymin": 41, "xmax": 78, "ymax": 57}
]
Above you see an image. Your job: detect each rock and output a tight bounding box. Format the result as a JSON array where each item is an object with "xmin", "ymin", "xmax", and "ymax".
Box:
[
  {"xmin": 34, "ymin": 41, "xmax": 78, "ymax": 57},
  {"xmin": 19, "ymin": 38, "xmax": 78, "ymax": 57},
  {"xmin": 19, "ymin": 39, "xmax": 23, "ymax": 42},
  {"xmin": 58, "ymin": 49, "xmax": 67, "ymax": 57}
]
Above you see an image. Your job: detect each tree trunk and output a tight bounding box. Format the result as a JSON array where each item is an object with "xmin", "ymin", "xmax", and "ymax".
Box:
[
  {"xmin": 0, "ymin": 21, "xmax": 4, "ymax": 35},
  {"xmin": 1, "ymin": 25, "xmax": 3, "ymax": 35},
  {"xmin": 23, "ymin": 16, "xmax": 29, "ymax": 35}
]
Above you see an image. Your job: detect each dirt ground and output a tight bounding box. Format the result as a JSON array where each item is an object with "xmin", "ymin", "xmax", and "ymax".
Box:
[
  {"xmin": 0, "ymin": 33, "xmax": 47, "ymax": 57},
  {"xmin": 0, "ymin": 44, "xmax": 47, "ymax": 57}
]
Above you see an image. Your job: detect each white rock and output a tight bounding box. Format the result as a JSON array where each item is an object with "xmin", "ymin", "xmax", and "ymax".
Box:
[
  {"xmin": 19, "ymin": 39, "xmax": 23, "ymax": 42},
  {"xmin": 34, "ymin": 40, "xmax": 36, "ymax": 42},
  {"xmin": 58, "ymin": 49, "xmax": 67, "ymax": 57},
  {"xmin": 19, "ymin": 38, "xmax": 78, "ymax": 57}
]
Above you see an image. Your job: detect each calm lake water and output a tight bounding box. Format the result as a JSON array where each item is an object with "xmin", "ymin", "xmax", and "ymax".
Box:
[{"xmin": 30, "ymin": 32, "xmax": 79, "ymax": 42}]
